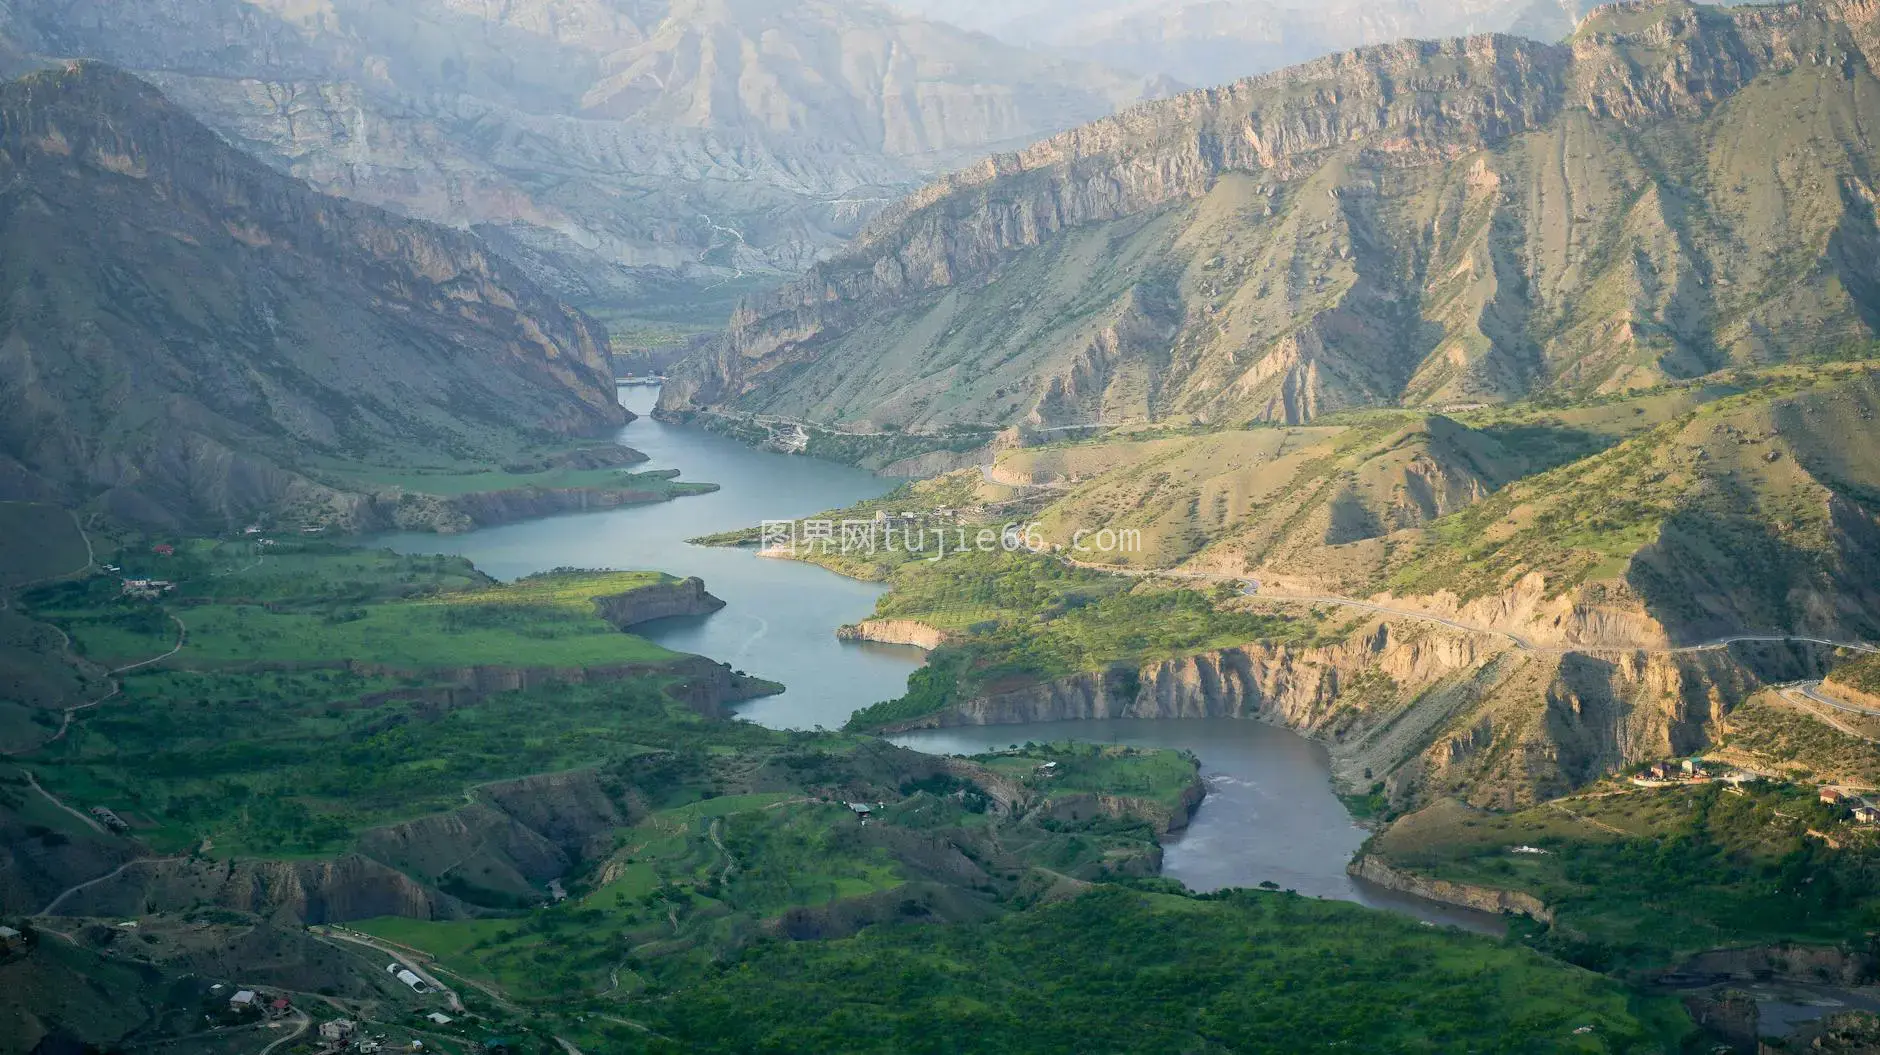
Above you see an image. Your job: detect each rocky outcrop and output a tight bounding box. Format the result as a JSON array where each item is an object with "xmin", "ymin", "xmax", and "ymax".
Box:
[
  {"xmin": 1675, "ymin": 942, "xmax": 1879, "ymax": 986},
  {"xmin": 877, "ymin": 618, "xmax": 1840, "ymax": 807},
  {"xmin": 836, "ymin": 619, "xmax": 953, "ymax": 650},
  {"xmin": 1033, "ymin": 779, "xmax": 1209, "ymax": 836},
  {"xmin": 663, "ymin": 0, "xmax": 1880, "ymax": 432},
  {"xmin": 593, "ymin": 577, "xmax": 726, "ymax": 629},
  {"xmin": 1348, "ymin": 854, "xmax": 1553, "ymax": 921},
  {"xmin": 48, "ymin": 854, "xmax": 469, "ymax": 924}
]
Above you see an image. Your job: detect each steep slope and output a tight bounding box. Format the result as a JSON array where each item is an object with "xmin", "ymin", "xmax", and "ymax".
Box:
[
  {"xmin": 1382, "ymin": 366, "xmax": 1880, "ymax": 647},
  {"xmin": 663, "ymin": 0, "xmax": 1880, "ymax": 430},
  {"xmin": 887, "ymin": 0, "xmax": 1606, "ymax": 87},
  {"xmin": 994, "ymin": 414, "xmax": 1530, "ymax": 570},
  {"xmin": 0, "ymin": 62, "xmax": 626, "ymax": 529},
  {"xmin": 0, "ymin": 0, "xmax": 1166, "ymax": 322}
]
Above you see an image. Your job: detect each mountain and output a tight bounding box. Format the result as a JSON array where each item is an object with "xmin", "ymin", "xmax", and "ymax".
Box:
[
  {"xmin": 0, "ymin": 0, "xmax": 1167, "ymax": 328},
  {"xmin": 660, "ymin": 0, "xmax": 1880, "ymax": 432},
  {"xmin": 0, "ymin": 62, "xmax": 627, "ymax": 529},
  {"xmin": 886, "ymin": 0, "xmax": 1606, "ymax": 87}
]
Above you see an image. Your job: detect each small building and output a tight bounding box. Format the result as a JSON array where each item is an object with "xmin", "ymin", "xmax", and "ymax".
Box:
[
  {"xmin": 229, "ymin": 990, "xmax": 257, "ymax": 1010},
  {"xmin": 395, "ymin": 968, "xmax": 427, "ymax": 992},
  {"xmin": 1822, "ymin": 786, "xmax": 1848, "ymax": 804},
  {"xmin": 151, "ymin": 544, "xmax": 175, "ymax": 557},
  {"xmin": 1681, "ymin": 758, "xmax": 1699, "ymax": 776},
  {"xmin": 89, "ymin": 806, "xmax": 130, "ymax": 832},
  {"xmin": 319, "ymin": 1020, "xmax": 357, "ymax": 1042},
  {"xmin": 269, "ymin": 997, "xmax": 292, "ymax": 1018},
  {"xmin": 1644, "ymin": 762, "xmax": 1675, "ymax": 781},
  {"xmin": 845, "ymin": 802, "xmax": 872, "ymax": 815},
  {"xmin": 426, "ymin": 1012, "xmax": 454, "ymax": 1026},
  {"xmin": 0, "ymin": 925, "xmax": 23, "ymax": 952},
  {"xmin": 1854, "ymin": 805, "xmax": 1880, "ymax": 826}
]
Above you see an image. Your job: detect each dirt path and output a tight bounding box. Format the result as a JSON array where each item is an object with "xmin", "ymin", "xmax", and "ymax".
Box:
[
  {"xmin": 3, "ymin": 613, "xmax": 186, "ymax": 758},
  {"xmin": 313, "ymin": 927, "xmax": 466, "ymax": 1012},
  {"xmin": 1054, "ymin": 554, "xmax": 1880, "ymax": 658},
  {"xmin": 1547, "ymin": 801, "xmax": 1631, "ymax": 837},
  {"xmin": 35, "ymin": 855, "xmax": 165, "ymax": 917},
  {"xmin": 24, "ymin": 769, "xmax": 106, "ymax": 835},
  {"xmin": 256, "ymin": 1009, "xmax": 309, "ymax": 1055}
]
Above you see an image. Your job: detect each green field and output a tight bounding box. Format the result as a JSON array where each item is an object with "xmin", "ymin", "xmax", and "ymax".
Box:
[{"xmin": 10, "ymin": 547, "xmax": 736, "ymax": 856}]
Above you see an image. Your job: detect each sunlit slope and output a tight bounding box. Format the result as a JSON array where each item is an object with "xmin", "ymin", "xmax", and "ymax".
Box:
[
  {"xmin": 998, "ymin": 367, "xmax": 1880, "ymax": 646},
  {"xmin": 665, "ymin": 0, "xmax": 1880, "ymax": 431}
]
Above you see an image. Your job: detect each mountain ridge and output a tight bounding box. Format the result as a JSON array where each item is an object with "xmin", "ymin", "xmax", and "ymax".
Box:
[
  {"xmin": 660, "ymin": 0, "xmax": 1880, "ymax": 431},
  {"xmin": 0, "ymin": 60, "xmax": 628, "ymax": 529},
  {"xmin": 0, "ymin": 0, "xmax": 1172, "ymax": 320}
]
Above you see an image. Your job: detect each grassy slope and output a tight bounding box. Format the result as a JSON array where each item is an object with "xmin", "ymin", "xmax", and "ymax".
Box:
[
  {"xmin": 845, "ymin": 551, "xmax": 1324, "ymax": 730},
  {"xmin": 630, "ymin": 886, "xmax": 1683, "ymax": 1055},
  {"xmin": 0, "ymin": 502, "xmax": 88, "ymax": 588},
  {"xmin": 1371, "ymin": 784, "xmax": 1880, "ymax": 968}
]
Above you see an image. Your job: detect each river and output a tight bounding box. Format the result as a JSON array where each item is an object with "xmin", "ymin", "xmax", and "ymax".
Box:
[{"xmin": 379, "ymin": 387, "xmax": 1499, "ymax": 932}]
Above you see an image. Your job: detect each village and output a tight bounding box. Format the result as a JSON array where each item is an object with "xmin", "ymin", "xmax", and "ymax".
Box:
[{"xmin": 1631, "ymin": 757, "xmax": 1880, "ymax": 827}]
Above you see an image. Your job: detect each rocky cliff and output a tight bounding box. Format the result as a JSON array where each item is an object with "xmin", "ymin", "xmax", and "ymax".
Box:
[
  {"xmin": 593, "ymin": 576, "xmax": 727, "ymax": 629},
  {"xmin": 1348, "ymin": 854, "xmax": 1554, "ymax": 921},
  {"xmin": 663, "ymin": 0, "xmax": 1880, "ymax": 430},
  {"xmin": 0, "ymin": 0, "xmax": 1168, "ymax": 316},
  {"xmin": 835, "ymin": 618, "xmax": 953, "ymax": 650},
  {"xmin": 50, "ymin": 854, "xmax": 470, "ymax": 924},
  {"xmin": 877, "ymin": 619, "xmax": 1841, "ymax": 807},
  {"xmin": 0, "ymin": 62, "xmax": 627, "ymax": 529}
]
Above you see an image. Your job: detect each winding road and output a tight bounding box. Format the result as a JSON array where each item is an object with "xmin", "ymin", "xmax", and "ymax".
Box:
[{"xmin": 1050, "ymin": 553, "xmax": 1880, "ymax": 658}]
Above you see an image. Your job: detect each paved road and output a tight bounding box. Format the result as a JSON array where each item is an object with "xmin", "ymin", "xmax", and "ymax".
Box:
[
  {"xmin": 1054, "ymin": 554, "xmax": 1880, "ymax": 658},
  {"xmin": 1787, "ymin": 680, "xmax": 1880, "ymax": 717}
]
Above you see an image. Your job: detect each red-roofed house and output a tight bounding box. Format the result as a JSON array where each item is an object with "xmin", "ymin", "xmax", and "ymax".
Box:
[{"xmin": 152, "ymin": 544, "xmax": 175, "ymax": 557}]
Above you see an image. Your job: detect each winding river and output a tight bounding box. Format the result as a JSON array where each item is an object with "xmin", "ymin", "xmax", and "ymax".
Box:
[{"xmin": 380, "ymin": 387, "xmax": 1499, "ymax": 932}]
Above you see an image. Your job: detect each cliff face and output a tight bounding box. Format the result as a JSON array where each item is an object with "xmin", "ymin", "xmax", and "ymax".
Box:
[
  {"xmin": 52, "ymin": 854, "xmax": 469, "ymax": 924},
  {"xmin": 593, "ymin": 576, "xmax": 727, "ymax": 629},
  {"xmin": 0, "ymin": 0, "xmax": 1166, "ymax": 314},
  {"xmin": 835, "ymin": 619, "xmax": 954, "ymax": 650},
  {"xmin": 663, "ymin": 0, "xmax": 1880, "ymax": 430},
  {"xmin": 0, "ymin": 62, "xmax": 627, "ymax": 529},
  {"xmin": 883, "ymin": 620, "xmax": 1839, "ymax": 807},
  {"xmin": 1349, "ymin": 854, "xmax": 1554, "ymax": 921}
]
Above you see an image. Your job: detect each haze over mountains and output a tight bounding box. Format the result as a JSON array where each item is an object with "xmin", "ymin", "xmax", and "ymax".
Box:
[
  {"xmin": 662, "ymin": 0, "xmax": 1880, "ymax": 431},
  {"xmin": 0, "ymin": 61, "xmax": 625, "ymax": 528},
  {"xmin": 0, "ymin": 0, "xmax": 1168, "ymax": 327},
  {"xmin": 885, "ymin": 0, "xmax": 1610, "ymax": 87}
]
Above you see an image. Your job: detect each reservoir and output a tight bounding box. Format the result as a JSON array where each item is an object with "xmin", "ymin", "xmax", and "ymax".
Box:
[{"xmin": 382, "ymin": 387, "xmax": 1498, "ymax": 932}]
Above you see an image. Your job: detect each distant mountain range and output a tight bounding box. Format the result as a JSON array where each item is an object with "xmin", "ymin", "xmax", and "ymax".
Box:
[
  {"xmin": 661, "ymin": 0, "xmax": 1880, "ymax": 432},
  {"xmin": 0, "ymin": 0, "xmax": 1170, "ymax": 327},
  {"xmin": 884, "ymin": 0, "xmax": 1609, "ymax": 86},
  {"xmin": 0, "ymin": 61, "xmax": 625, "ymax": 529}
]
